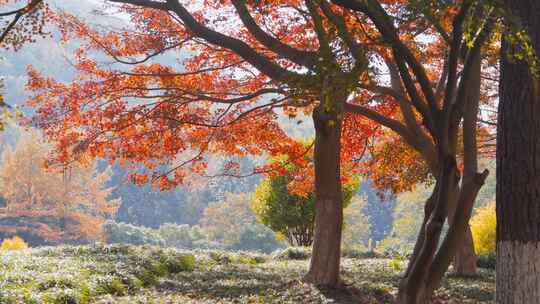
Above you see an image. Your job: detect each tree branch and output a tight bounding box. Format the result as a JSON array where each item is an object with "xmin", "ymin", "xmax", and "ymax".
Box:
[
  {"xmin": 231, "ymin": 0, "xmax": 318, "ymax": 68},
  {"xmin": 110, "ymin": 0, "xmax": 311, "ymax": 84},
  {"xmin": 319, "ymin": 0, "xmax": 365, "ymax": 65},
  {"xmin": 0, "ymin": 0, "xmax": 43, "ymax": 44},
  {"xmin": 332, "ymin": 0, "xmax": 438, "ymax": 112},
  {"xmin": 343, "ymin": 102, "xmax": 414, "ymax": 142}
]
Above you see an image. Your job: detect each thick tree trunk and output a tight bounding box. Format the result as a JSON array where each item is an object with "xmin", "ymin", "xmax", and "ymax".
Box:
[
  {"xmin": 497, "ymin": 243, "xmax": 540, "ymax": 303},
  {"xmin": 497, "ymin": 2, "xmax": 540, "ymax": 302},
  {"xmin": 304, "ymin": 104, "xmax": 343, "ymax": 287}
]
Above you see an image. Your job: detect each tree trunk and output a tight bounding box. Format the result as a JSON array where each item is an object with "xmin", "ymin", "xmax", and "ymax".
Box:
[
  {"xmin": 304, "ymin": 104, "xmax": 344, "ymax": 287},
  {"xmin": 448, "ymin": 188, "xmax": 477, "ymax": 276},
  {"xmin": 398, "ymin": 157, "xmax": 460, "ymax": 304},
  {"xmin": 451, "ymin": 49, "xmax": 483, "ymax": 278},
  {"xmin": 399, "ymin": 49, "xmax": 488, "ymax": 303},
  {"xmin": 497, "ymin": 2, "xmax": 540, "ymax": 302},
  {"xmin": 452, "ymin": 225, "xmax": 476, "ymax": 275},
  {"xmin": 398, "ymin": 159, "xmax": 487, "ymax": 303}
]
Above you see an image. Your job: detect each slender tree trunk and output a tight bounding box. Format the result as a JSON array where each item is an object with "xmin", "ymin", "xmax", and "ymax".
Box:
[
  {"xmin": 398, "ymin": 157, "xmax": 460, "ymax": 304},
  {"xmin": 451, "ymin": 51, "xmax": 483, "ymax": 278},
  {"xmin": 445, "ymin": 185, "xmax": 478, "ymax": 276},
  {"xmin": 399, "ymin": 49, "xmax": 487, "ymax": 303},
  {"xmin": 452, "ymin": 225, "xmax": 476, "ymax": 275},
  {"xmin": 448, "ymin": 186, "xmax": 477, "ymax": 277},
  {"xmin": 304, "ymin": 103, "xmax": 344, "ymax": 287},
  {"xmin": 497, "ymin": 2, "xmax": 540, "ymax": 302}
]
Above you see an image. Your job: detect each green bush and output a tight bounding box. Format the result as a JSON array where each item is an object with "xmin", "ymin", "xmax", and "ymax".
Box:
[
  {"xmin": 476, "ymin": 253, "xmax": 496, "ymax": 269},
  {"xmin": 95, "ymin": 276, "xmax": 127, "ymax": 296},
  {"xmin": 38, "ymin": 277, "xmax": 76, "ymax": 291},
  {"xmin": 104, "ymin": 221, "xmax": 223, "ymax": 250},
  {"xmin": 103, "ymin": 221, "xmax": 163, "ymax": 246},
  {"xmin": 387, "ymin": 252, "xmax": 406, "ymax": 271},
  {"xmin": 252, "ymin": 171, "xmax": 358, "ymax": 247},
  {"xmin": 341, "ymin": 247, "xmax": 384, "ymax": 259},
  {"xmin": 228, "ymin": 223, "xmax": 283, "ymax": 253},
  {"xmin": 203, "ymin": 250, "xmax": 268, "ymax": 265},
  {"xmin": 272, "ymin": 247, "xmax": 311, "ymax": 260},
  {"xmin": 158, "ymin": 223, "xmax": 221, "ymax": 250},
  {"xmin": 43, "ymin": 289, "xmax": 80, "ymax": 304},
  {"xmin": 162, "ymin": 253, "xmax": 196, "ymax": 273}
]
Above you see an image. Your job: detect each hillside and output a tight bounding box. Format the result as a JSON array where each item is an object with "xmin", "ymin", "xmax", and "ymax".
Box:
[{"xmin": 0, "ymin": 244, "xmax": 494, "ymax": 303}]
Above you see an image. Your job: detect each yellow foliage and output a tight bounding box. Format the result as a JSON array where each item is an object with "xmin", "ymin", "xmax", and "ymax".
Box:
[
  {"xmin": 471, "ymin": 202, "xmax": 496, "ymax": 255},
  {"xmin": 1, "ymin": 236, "xmax": 29, "ymax": 251}
]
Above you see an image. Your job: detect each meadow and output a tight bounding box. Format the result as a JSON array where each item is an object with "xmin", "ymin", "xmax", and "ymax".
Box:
[{"xmin": 0, "ymin": 244, "xmax": 494, "ymax": 304}]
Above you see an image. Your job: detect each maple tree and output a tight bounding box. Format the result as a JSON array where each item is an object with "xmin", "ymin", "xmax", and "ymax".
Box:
[
  {"xmin": 22, "ymin": 0, "xmax": 500, "ymax": 298},
  {"xmin": 26, "ymin": 0, "xmax": 378, "ymax": 286},
  {"xmin": 328, "ymin": 0, "xmax": 501, "ymax": 302},
  {"xmin": 0, "ymin": 130, "xmax": 120, "ymax": 245}
]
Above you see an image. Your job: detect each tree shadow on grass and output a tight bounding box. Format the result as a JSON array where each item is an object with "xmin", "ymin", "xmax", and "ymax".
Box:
[
  {"xmin": 317, "ymin": 283, "xmax": 396, "ymax": 304},
  {"xmin": 156, "ymin": 265, "xmax": 319, "ymax": 302},
  {"xmin": 156, "ymin": 264, "xmax": 396, "ymax": 303}
]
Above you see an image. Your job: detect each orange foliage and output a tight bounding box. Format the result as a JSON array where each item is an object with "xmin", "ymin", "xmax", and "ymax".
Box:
[
  {"xmin": 25, "ymin": 1, "xmax": 383, "ymax": 196},
  {"xmin": 363, "ymin": 134, "xmax": 433, "ymax": 194},
  {"xmin": 0, "ymin": 0, "xmax": 52, "ymax": 50},
  {"xmin": 0, "ymin": 130, "xmax": 120, "ymax": 245},
  {"xmin": 22, "ymin": 0, "xmax": 498, "ymax": 198}
]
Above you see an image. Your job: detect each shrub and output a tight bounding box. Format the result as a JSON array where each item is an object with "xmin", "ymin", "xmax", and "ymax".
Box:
[
  {"xmin": 208, "ymin": 251, "xmax": 232, "ymax": 264},
  {"xmin": 252, "ymin": 172, "xmax": 359, "ymax": 247},
  {"xmin": 228, "ymin": 223, "xmax": 284, "ymax": 253},
  {"xmin": 43, "ymin": 289, "xmax": 80, "ymax": 304},
  {"xmin": 158, "ymin": 223, "xmax": 221, "ymax": 250},
  {"xmin": 95, "ymin": 276, "xmax": 127, "ymax": 296},
  {"xmin": 162, "ymin": 252, "xmax": 196, "ymax": 273},
  {"xmin": 231, "ymin": 252, "xmax": 269, "ymax": 265},
  {"xmin": 38, "ymin": 277, "xmax": 76, "ymax": 291},
  {"xmin": 103, "ymin": 221, "xmax": 163, "ymax": 246},
  {"xmin": 341, "ymin": 247, "xmax": 384, "ymax": 259},
  {"xmin": 272, "ymin": 247, "xmax": 311, "ymax": 260},
  {"xmin": 1, "ymin": 236, "xmax": 28, "ymax": 251},
  {"xmin": 377, "ymin": 237, "xmax": 415, "ymax": 256},
  {"xmin": 387, "ymin": 252, "xmax": 406, "ymax": 271},
  {"xmin": 471, "ymin": 202, "xmax": 496, "ymax": 255},
  {"xmin": 476, "ymin": 253, "xmax": 496, "ymax": 269},
  {"xmin": 103, "ymin": 221, "xmax": 223, "ymax": 250}
]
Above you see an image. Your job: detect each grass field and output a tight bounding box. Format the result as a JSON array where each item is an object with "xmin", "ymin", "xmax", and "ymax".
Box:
[{"xmin": 0, "ymin": 244, "xmax": 494, "ymax": 303}]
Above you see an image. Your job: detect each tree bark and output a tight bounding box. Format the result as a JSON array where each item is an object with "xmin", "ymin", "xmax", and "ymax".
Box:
[
  {"xmin": 452, "ymin": 226, "xmax": 476, "ymax": 275},
  {"xmin": 398, "ymin": 162, "xmax": 488, "ymax": 303},
  {"xmin": 447, "ymin": 186, "xmax": 477, "ymax": 277},
  {"xmin": 304, "ymin": 103, "xmax": 344, "ymax": 287},
  {"xmin": 399, "ymin": 47, "xmax": 487, "ymax": 303},
  {"xmin": 398, "ymin": 157, "xmax": 460, "ymax": 304},
  {"xmin": 497, "ymin": 1, "xmax": 540, "ymax": 302}
]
